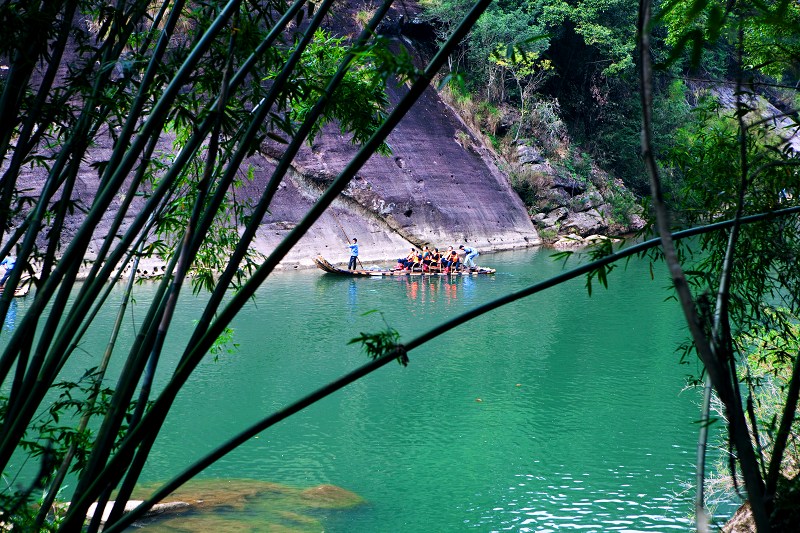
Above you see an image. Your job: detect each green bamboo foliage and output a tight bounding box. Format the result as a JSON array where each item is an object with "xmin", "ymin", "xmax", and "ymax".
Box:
[
  {"xmin": 0, "ymin": 0, "xmax": 489, "ymax": 530},
  {"xmin": 2, "ymin": 0, "xmax": 799, "ymax": 531},
  {"xmin": 640, "ymin": 1, "xmax": 800, "ymax": 530}
]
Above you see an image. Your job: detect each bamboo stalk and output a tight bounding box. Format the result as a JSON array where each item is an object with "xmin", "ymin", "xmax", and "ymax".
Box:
[
  {"xmin": 34, "ymin": 235, "xmax": 146, "ymax": 528},
  {"xmin": 637, "ymin": 1, "xmax": 769, "ymax": 529},
  {"xmin": 91, "ymin": 3, "xmax": 495, "ymax": 526}
]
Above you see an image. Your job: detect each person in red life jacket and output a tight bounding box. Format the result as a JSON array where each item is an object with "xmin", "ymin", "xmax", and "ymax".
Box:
[
  {"xmin": 446, "ymin": 247, "xmax": 460, "ymax": 273},
  {"xmin": 397, "ymin": 248, "xmax": 416, "ymax": 269},
  {"xmin": 421, "ymin": 246, "xmax": 432, "ymax": 272},
  {"xmin": 431, "ymin": 248, "xmax": 442, "ymax": 272}
]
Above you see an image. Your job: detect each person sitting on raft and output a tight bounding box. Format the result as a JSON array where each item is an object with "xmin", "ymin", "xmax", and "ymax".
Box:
[
  {"xmin": 446, "ymin": 247, "xmax": 460, "ymax": 272},
  {"xmin": 397, "ymin": 248, "xmax": 418, "ymax": 270},
  {"xmin": 459, "ymin": 244, "xmax": 479, "ymax": 268},
  {"xmin": 410, "ymin": 249, "xmax": 424, "ymax": 271},
  {"xmin": 430, "ymin": 248, "xmax": 442, "ymax": 271},
  {"xmin": 421, "ymin": 246, "xmax": 432, "ymax": 272},
  {"xmin": 440, "ymin": 246, "xmax": 453, "ymax": 271}
]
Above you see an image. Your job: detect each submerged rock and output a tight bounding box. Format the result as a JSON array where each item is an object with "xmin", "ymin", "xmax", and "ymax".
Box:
[
  {"xmin": 299, "ymin": 484, "xmax": 365, "ymax": 508},
  {"xmin": 127, "ymin": 479, "xmax": 366, "ymax": 531}
]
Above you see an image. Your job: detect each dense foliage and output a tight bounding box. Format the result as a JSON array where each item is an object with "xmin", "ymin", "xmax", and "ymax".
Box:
[
  {"xmin": 419, "ymin": 0, "xmax": 800, "ymax": 529},
  {"xmin": 0, "ymin": 0, "xmax": 434, "ymax": 530},
  {"xmin": 0, "ymin": 0, "xmax": 798, "ymax": 531},
  {"xmin": 420, "ymin": 0, "xmax": 798, "ymax": 195}
]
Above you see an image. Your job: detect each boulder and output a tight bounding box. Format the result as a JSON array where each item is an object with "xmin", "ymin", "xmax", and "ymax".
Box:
[
  {"xmin": 584, "ymin": 234, "xmax": 618, "ymax": 245},
  {"xmin": 82, "ymin": 500, "xmax": 192, "ymax": 526},
  {"xmin": 85, "ymin": 500, "xmax": 145, "ymax": 524},
  {"xmin": 628, "ymin": 213, "xmax": 647, "ymax": 231},
  {"xmin": 609, "ymin": 212, "xmax": 646, "ymax": 235},
  {"xmin": 560, "ymin": 209, "xmax": 607, "ymax": 236},
  {"xmin": 517, "ymin": 144, "xmax": 545, "ymax": 165},
  {"xmin": 551, "ymin": 174, "xmax": 587, "ymax": 195},
  {"xmin": 552, "ymin": 233, "xmax": 622, "ymax": 249},
  {"xmin": 526, "ymin": 161, "xmax": 555, "ymax": 176},
  {"xmin": 571, "ymin": 191, "xmax": 604, "ymax": 212},
  {"xmin": 543, "ymin": 187, "xmax": 571, "ymax": 207},
  {"xmin": 552, "ymin": 234, "xmax": 585, "ymax": 249},
  {"xmin": 539, "ymin": 207, "xmax": 569, "ymax": 228}
]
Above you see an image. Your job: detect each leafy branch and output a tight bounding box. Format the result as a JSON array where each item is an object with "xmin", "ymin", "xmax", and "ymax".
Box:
[{"xmin": 348, "ymin": 310, "xmax": 408, "ymax": 366}]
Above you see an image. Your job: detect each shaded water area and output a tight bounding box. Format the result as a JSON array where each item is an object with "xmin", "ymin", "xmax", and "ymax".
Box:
[{"xmin": 6, "ymin": 248, "xmax": 741, "ymax": 530}]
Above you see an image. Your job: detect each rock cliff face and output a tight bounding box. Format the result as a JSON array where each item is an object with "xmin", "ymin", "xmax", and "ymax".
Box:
[
  {"xmin": 5, "ymin": 1, "xmax": 539, "ymax": 272},
  {"xmin": 248, "ymin": 1, "xmax": 540, "ymax": 268},
  {"xmin": 255, "ymin": 81, "xmax": 541, "ymax": 268},
  {"xmin": 517, "ymin": 144, "xmax": 646, "ymax": 246}
]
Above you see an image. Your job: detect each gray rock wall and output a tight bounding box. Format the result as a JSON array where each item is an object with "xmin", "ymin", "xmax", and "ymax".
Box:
[
  {"xmin": 260, "ymin": 80, "xmax": 540, "ymax": 269},
  {"xmin": 4, "ymin": 0, "xmax": 540, "ymax": 274}
]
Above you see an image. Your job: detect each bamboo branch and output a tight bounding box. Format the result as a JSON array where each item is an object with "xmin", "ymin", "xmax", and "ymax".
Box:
[
  {"xmin": 695, "ymin": 376, "xmax": 713, "ymax": 533},
  {"xmin": 638, "ymin": 1, "xmax": 769, "ymax": 529},
  {"xmin": 96, "ymin": 3, "xmax": 495, "ymax": 528},
  {"xmin": 766, "ymin": 349, "xmax": 800, "ymax": 497},
  {"xmin": 33, "ymin": 230, "xmax": 147, "ymax": 529}
]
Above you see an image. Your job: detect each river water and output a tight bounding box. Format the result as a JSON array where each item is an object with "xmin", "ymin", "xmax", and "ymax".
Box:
[{"xmin": 5, "ymin": 248, "xmax": 740, "ymax": 531}]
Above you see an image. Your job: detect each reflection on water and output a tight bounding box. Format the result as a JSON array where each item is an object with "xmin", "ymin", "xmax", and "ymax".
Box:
[
  {"xmin": 399, "ymin": 276, "xmax": 461, "ymax": 303},
  {"xmin": 3, "ymin": 299, "xmax": 16, "ymax": 332}
]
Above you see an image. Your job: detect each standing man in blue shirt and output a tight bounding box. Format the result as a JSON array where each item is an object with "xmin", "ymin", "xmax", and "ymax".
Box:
[
  {"xmin": 0, "ymin": 255, "xmax": 16, "ymax": 287},
  {"xmin": 348, "ymin": 238, "xmax": 359, "ymax": 270}
]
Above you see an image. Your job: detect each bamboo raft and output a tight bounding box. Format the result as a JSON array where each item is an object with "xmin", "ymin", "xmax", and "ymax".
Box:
[
  {"xmin": 0, "ymin": 274, "xmax": 31, "ymax": 298},
  {"xmin": 0, "ymin": 285, "xmax": 29, "ymax": 297},
  {"xmin": 313, "ymin": 255, "xmax": 496, "ymax": 276}
]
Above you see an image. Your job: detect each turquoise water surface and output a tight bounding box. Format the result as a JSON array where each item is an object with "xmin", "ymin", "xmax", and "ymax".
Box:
[{"xmin": 5, "ymin": 248, "xmax": 740, "ymax": 531}]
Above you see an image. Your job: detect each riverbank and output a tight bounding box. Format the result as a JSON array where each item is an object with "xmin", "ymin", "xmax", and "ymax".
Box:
[{"xmin": 9, "ymin": 227, "xmax": 632, "ymax": 287}]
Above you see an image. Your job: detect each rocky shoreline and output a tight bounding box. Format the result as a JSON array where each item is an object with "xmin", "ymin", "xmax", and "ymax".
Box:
[{"xmin": 514, "ymin": 142, "xmax": 646, "ymax": 245}]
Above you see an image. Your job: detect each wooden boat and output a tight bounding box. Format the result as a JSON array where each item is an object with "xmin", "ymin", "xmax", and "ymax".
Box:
[
  {"xmin": 0, "ymin": 285, "xmax": 29, "ymax": 297},
  {"xmin": 0, "ymin": 276, "xmax": 32, "ymax": 298},
  {"xmin": 313, "ymin": 256, "xmax": 496, "ymax": 276}
]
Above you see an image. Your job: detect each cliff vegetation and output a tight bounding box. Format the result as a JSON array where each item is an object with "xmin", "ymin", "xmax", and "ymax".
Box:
[{"xmin": 0, "ymin": 1, "xmax": 799, "ymax": 532}]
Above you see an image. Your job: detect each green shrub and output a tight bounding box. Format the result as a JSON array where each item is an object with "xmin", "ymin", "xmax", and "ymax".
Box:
[
  {"xmin": 509, "ymin": 167, "xmax": 550, "ymax": 208},
  {"xmin": 537, "ymin": 226, "xmax": 559, "ymax": 243},
  {"xmin": 608, "ymin": 190, "xmax": 638, "ymax": 225},
  {"xmin": 475, "ymin": 100, "xmax": 501, "ymax": 135},
  {"xmin": 527, "ymin": 98, "xmax": 568, "ymax": 156}
]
